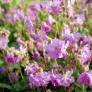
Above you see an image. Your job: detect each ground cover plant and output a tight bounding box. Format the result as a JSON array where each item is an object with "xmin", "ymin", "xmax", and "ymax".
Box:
[{"xmin": 0, "ymin": 0, "xmax": 92, "ymax": 92}]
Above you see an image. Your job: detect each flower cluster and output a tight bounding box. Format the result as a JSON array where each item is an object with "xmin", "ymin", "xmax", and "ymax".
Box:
[
  {"xmin": 0, "ymin": 28, "xmax": 10, "ymax": 49},
  {"xmin": 25, "ymin": 62, "xmax": 74, "ymax": 88},
  {"xmin": 0, "ymin": 0, "xmax": 92, "ymax": 91}
]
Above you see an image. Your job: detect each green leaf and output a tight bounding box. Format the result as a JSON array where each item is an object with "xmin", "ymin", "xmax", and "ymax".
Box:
[
  {"xmin": 0, "ymin": 60, "xmax": 5, "ymax": 66},
  {"xmin": 10, "ymin": 0, "xmax": 21, "ymax": 7},
  {"xmin": 0, "ymin": 83, "xmax": 12, "ymax": 90},
  {"xmin": 9, "ymin": 64, "xmax": 20, "ymax": 69},
  {"xmin": 57, "ymin": 87, "xmax": 65, "ymax": 92},
  {"xmin": 73, "ymin": 70, "xmax": 80, "ymax": 79},
  {"xmin": 38, "ymin": 10, "xmax": 48, "ymax": 22},
  {"xmin": 13, "ymin": 79, "xmax": 27, "ymax": 91},
  {"xmin": 80, "ymin": 28, "xmax": 89, "ymax": 35},
  {"xmin": 75, "ymin": 87, "xmax": 81, "ymax": 92}
]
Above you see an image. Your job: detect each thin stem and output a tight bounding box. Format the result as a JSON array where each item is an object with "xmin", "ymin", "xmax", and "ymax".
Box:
[{"xmin": 82, "ymin": 84, "xmax": 85, "ymax": 92}]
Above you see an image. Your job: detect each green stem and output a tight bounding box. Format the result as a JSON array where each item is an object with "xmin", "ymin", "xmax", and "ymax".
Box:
[
  {"xmin": 74, "ymin": 83, "xmax": 81, "ymax": 89},
  {"xmin": 82, "ymin": 84, "xmax": 85, "ymax": 92},
  {"xmin": 20, "ymin": 70, "xmax": 24, "ymax": 81},
  {"xmin": 65, "ymin": 87, "xmax": 67, "ymax": 92}
]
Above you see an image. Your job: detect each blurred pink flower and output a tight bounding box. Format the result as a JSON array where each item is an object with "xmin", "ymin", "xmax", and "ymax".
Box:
[{"xmin": 77, "ymin": 71, "xmax": 92, "ymax": 87}]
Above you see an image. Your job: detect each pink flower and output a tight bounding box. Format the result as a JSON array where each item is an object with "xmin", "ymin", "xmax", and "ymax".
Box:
[
  {"xmin": 50, "ymin": 73, "xmax": 62, "ymax": 87},
  {"xmin": 61, "ymin": 71, "xmax": 74, "ymax": 87},
  {"xmin": 32, "ymin": 52, "xmax": 40, "ymax": 59},
  {"xmin": 48, "ymin": 0, "xmax": 63, "ymax": 15},
  {"xmin": 29, "ymin": 3, "xmax": 40, "ymax": 21},
  {"xmin": 74, "ymin": 14, "xmax": 85, "ymax": 25},
  {"xmin": 1, "ymin": 0, "xmax": 12, "ymax": 3},
  {"xmin": 24, "ymin": 16, "xmax": 35, "ymax": 32},
  {"xmin": 62, "ymin": 24, "xmax": 71, "ymax": 39},
  {"xmin": 5, "ymin": 48, "xmax": 20, "ymax": 64},
  {"xmin": 36, "ymin": 42, "xmax": 44, "ymax": 51},
  {"xmin": 45, "ymin": 39, "xmax": 69, "ymax": 59},
  {"xmin": 5, "ymin": 51, "xmax": 19, "ymax": 64},
  {"xmin": 42, "ymin": 23, "xmax": 51, "ymax": 33},
  {"xmin": 79, "ymin": 45, "xmax": 92, "ymax": 65},
  {"xmin": 77, "ymin": 71, "xmax": 92, "ymax": 87},
  {"xmin": 25, "ymin": 62, "xmax": 40, "ymax": 75},
  {"xmin": 0, "ymin": 36, "xmax": 9, "ymax": 49},
  {"xmin": 46, "ymin": 15, "xmax": 55, "ymax": 26},
  {"xmin": 6, "ymin": 9, "xmax": 24, "ymax": 24}
]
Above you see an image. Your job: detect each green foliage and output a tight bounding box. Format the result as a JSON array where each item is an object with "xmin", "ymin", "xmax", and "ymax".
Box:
[
  {"xmin": 38, "ymin": 10, "xmax": 49, "ymax": 22},
  {"xmin": 0, "ymin": 83, "xmax": 12, "ymax": 90},
  {"xmin": 10, "ymin": 0, "xmax": 21, "ymax": 7},
  {"xmin": 80, "ymin": 28, "xmax": 90, "ymax": 35}
]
